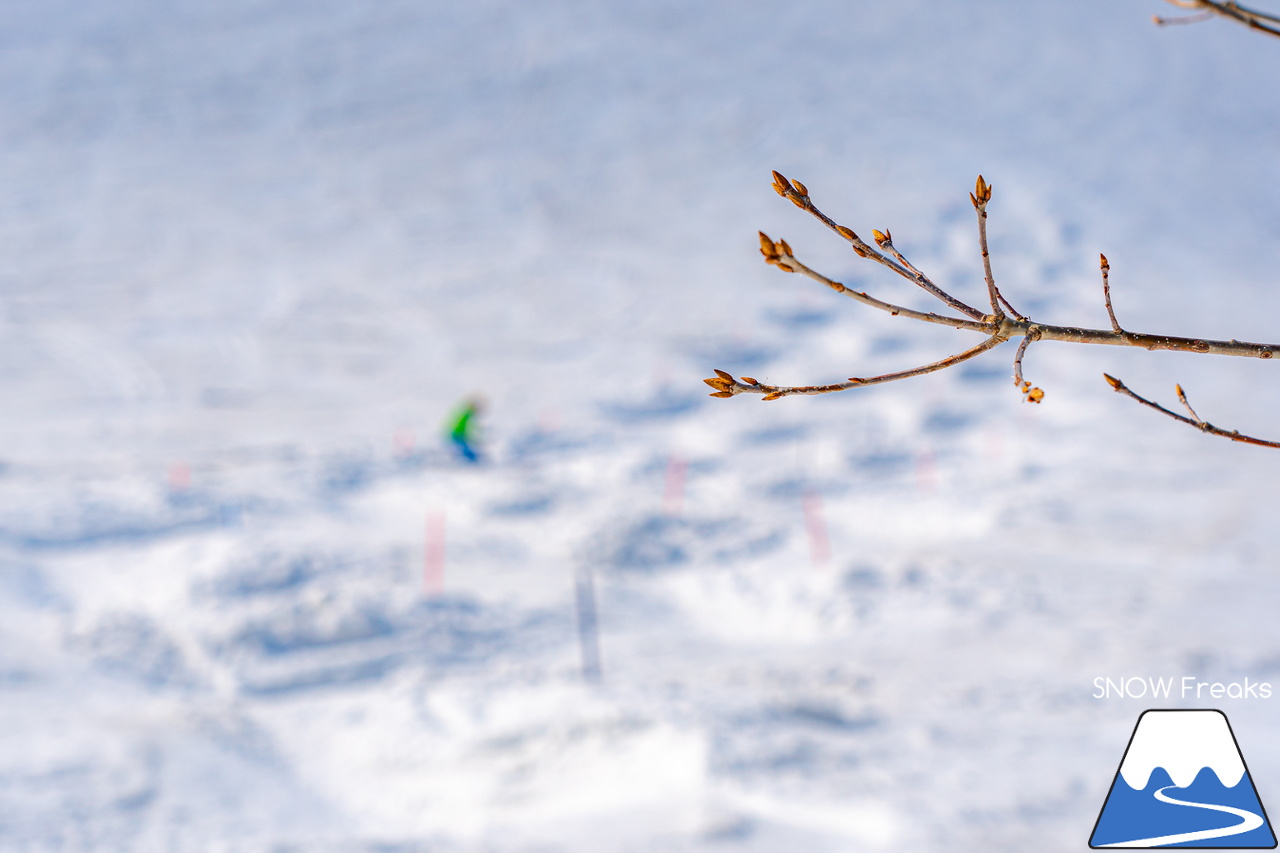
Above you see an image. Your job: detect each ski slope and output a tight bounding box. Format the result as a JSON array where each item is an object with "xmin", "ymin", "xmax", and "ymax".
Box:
[{"xmin": 3, "ymin": 1, "xmax": 1280, "ymax": 850}]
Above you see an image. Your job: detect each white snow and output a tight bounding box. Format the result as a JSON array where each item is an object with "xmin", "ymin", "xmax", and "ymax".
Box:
[{"xmin": 4, "ymin": 0, "xmax": 1280, "ymax": 850}]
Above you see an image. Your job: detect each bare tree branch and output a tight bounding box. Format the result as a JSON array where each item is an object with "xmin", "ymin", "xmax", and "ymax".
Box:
[
  {"xmin": 1103, "ymin": 375, "xmax": 1280, "ymax": 448},
  {"xmin": 1155, "ymin": 0, "xmax": 1280, "ymax": 38},
  {"xmin": 971, "ymin": 176, "xmax": 1009, "ymax": 321},
  {"xmin": 969, "ymin": 179, "xmax": 1031, "ymax": 322},
  {"xmin": 997, "ymin": 291, "xmax": 1028, "ymax": 322},
  {"xmin": 1099, "ymin": 253, "xmax": 1123, "ymax": 334},
  {"xmin": 870, "ymin": 227, "xmax": 989, "ymax": 322},
  {"xmin": 757, "ymin": 232, "xmax": 990, "ymax": 334},
  {"xmin": 706, "ymin": 173, "xmax": 1280, "ymax": 446},
  {"xmin": 1176, "ymin": 383, "xmax": 1204, "ymax": 423},
  {"xmin": 770, "ymin": 171, "xmax": 990, "ymax": 322},
  {"xmin": 1156, "ymin": 10, "xmax": 1218, "ymax": 24},
  {"xmin": 1012, "ymin": 328, "xmax": 1045, "ymax": 404},
  {"xmin": 705, "ymin": 334, "xmax": 1005, "ymax": 401}
]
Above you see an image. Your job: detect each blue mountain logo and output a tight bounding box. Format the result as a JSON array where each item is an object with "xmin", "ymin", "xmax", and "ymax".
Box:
[{"xmin": 1091, "ymin": 709, "xmax": 1277, "ymax": 848}]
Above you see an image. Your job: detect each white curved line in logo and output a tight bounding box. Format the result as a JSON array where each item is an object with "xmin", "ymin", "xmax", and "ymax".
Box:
[{"xmin": 1097, "ymin": 785, "xmax": 1265, "ymax": 848}]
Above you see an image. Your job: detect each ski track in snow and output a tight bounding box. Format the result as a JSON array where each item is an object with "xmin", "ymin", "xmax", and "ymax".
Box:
[{"xmin": 3, "ymin": 1, "xmax": 1280, "ymax": 850}]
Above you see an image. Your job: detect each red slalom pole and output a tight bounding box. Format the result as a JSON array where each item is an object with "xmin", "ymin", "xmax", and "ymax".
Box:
[
  {"xmin": 168, "ymin": 463, "xmax": 191, "ymax": 493},
  {"xmin": 803, "ymin": 489, "xmax": 830, "ymax": 566},
  {"xmin": 424, "ymin": 510, "xmax": 446, "ymax": 597},
  {"xmin": 393, "ymin": 427, "xmax": 416, "ymax": 458},
  {"xmin": 916, "ymin": 450, "xmax": 937, "ymax": 496},
  {"xmin": 663, "ymin": 455, "xmax": 687, "ymax": 516}
]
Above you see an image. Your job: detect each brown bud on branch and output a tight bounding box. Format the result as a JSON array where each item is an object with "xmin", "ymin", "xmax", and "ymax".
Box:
[{"xmin": 771, "ymin": 170, "xmax": 793, "ymax": 195}]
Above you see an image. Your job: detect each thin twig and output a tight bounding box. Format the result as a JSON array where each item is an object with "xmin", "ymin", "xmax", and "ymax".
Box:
[
  {"xmin": 758, "ymin": 233, "xmax": 992, "ymax": 334},
  {"xmin": 971, "ymin": 176, "xmax": 1005, "ymax": 320},
  {"xmin": 1099, "ymin": 253, "xmax": 1123, "ymax": 334},
  {"xmin": 760, "ymin": 218, "xmax": 1280, "ymax": 360},
  {"xmin": 1155, "ymin": 10, "xmax": 1217, "ymax": 23},
  {"xmin": 706, "ymin": 335, "xmax": 1005, "ymax": 400},
  {"xmin": 1210, "ymin": 0, "xmax": 1280, "ymax": 29},
  {"xmin": 872, "ymin": 229, "xmax": 990, "ymax": 322},
  {"xmin": 1012, "ymin": 336, "xmax": 1032, "ymax": 387},
  {"xmin": 770, "ymin": 172, "xmax": 990, "ymax": 323},
  {"xmin": 997, "ymin": 292, "xmax": 1028, "ymax": 322},
  {"xmin": 1175, "ymin": 383, "xmax": 1204, "ymax": 424},
  {"xmin": 1155, "ymin": 0, "xmax": 1280, "ymax": 37},
  {"xmin": 1012, "ymin": 327, "xmax": 1045, "ymax": 403},
  {"xmin": 1240, "ymin": 2, "xmax": 1280, "ymax": 24},
  {"xmin": 1103, "ymin": 375, "xmax": 1280, "ymax": 448},
  {"xmin": 1239, "ymin": 3, "xmax": 1280, "ymax": 24}
]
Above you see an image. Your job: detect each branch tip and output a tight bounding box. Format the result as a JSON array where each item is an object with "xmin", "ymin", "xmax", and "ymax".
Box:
[
  {"xmin": 1107, "ymin": 374, "xmax": 1280, "ymax": 447},
  {"xmin": 1175, "ymin": 383, "xmax": 1205, "ymax": 424},
  {"xmin": 973, "ymin": 175, "xmax": 992, "ymax": 207},
  {"xmin": 1100, "ymin": 253, "xmax": 1122, "ymax": 334},
  {"xmin": 759, "ymin": 232, "xmax": 795, "ymax": 270}
]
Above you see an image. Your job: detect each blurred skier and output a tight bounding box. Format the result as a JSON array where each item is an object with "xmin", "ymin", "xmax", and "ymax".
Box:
[{"xmin": 445, "ymin": 396, "xmax": 485, "ymax": 463}]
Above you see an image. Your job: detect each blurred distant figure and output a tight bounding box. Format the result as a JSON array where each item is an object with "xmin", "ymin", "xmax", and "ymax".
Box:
[{"xmin": 445, "ymin": 396, "xmax": 485, "ymax": 463}]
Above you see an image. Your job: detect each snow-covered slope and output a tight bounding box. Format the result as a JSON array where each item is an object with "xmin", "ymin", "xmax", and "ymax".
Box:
[{"xmin": 4, "ymin": 1, "xmax": 1280, "ymax": 851}]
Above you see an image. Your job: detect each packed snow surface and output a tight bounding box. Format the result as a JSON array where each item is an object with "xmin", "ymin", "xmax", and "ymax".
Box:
[{"xmin": 4, "ymin": 1, "xmax": 1280, "ymax": 851}]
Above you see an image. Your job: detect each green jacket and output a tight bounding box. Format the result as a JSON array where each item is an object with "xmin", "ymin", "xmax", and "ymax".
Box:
[{"xmin": 447, "ymin": 404, "xmax": 478, "ymax": 442}]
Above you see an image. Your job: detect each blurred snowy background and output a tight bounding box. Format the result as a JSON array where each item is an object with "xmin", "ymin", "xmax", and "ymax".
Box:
[{"xmin": 3, "ymin": 1, "xmax": 1280, "ymax": 850}]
